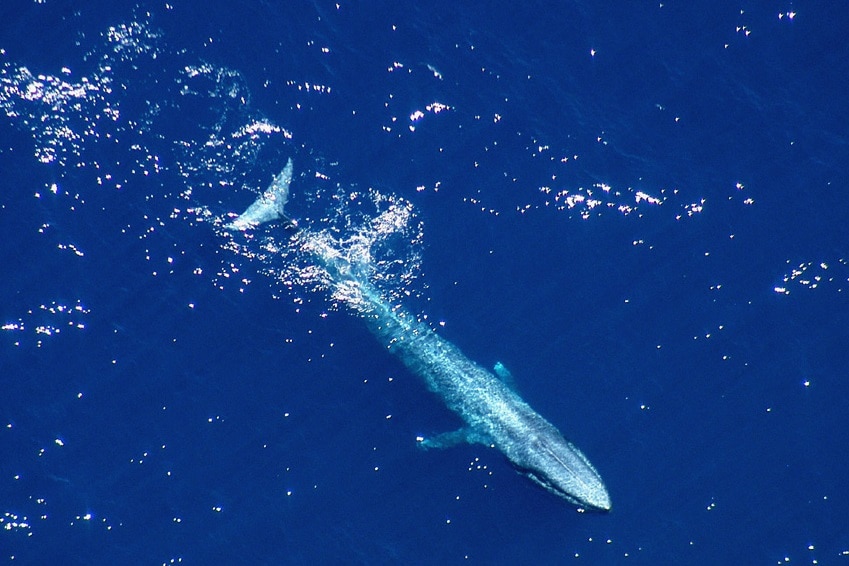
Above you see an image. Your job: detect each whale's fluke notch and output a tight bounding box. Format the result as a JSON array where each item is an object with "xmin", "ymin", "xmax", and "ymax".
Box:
[{"xmin": 225, "ymin": 158, "xmax": 294, "ymax": 231}]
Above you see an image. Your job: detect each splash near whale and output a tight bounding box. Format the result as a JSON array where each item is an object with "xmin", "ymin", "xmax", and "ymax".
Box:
[{"xmin": 226, "ymin": 160, "xmax": 611, "ymax": 511}]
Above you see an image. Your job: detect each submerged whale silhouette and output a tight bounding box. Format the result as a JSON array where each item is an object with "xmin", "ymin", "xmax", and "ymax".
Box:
[{"xmin": 225, "ymin": 159, "xmax": 611, "ymax": 511}]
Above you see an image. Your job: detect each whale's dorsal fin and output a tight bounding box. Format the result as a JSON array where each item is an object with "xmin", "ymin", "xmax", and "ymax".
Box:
[
  {"xmin": 225, "ymin": 158, "xmax": 293, "ymax": 230},
  {"xmin": 493, "ymin": 361, "xmax": 519, "ymax": 392}
]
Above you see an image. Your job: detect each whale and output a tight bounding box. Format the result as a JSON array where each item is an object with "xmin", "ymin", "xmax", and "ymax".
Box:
[{"xmin": 225, "ymin": 160, "xmax": 612, "ymax": 511}]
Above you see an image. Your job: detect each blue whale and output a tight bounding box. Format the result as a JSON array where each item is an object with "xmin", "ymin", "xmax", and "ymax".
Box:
[{"xmin": 226, "ymin": 160, "xmax": 611, "ymax": 511}]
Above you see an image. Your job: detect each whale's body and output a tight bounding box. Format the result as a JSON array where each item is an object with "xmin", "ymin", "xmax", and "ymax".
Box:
[{"xmin": 226, "ymin": 160, "xmax": 611, "ymax": 511}]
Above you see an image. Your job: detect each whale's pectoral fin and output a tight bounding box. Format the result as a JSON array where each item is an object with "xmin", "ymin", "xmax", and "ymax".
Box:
[
  {"xmin": 225, "ymin": 158, "xmax": 294, "ymax": 231},
  {"xmin": 417, "ymin": 428, "xmax": 491, "ymax": 450}
]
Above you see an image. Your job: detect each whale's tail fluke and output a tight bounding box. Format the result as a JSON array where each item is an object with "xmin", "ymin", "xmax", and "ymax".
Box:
[{"xmin": 225, "ymin": 158, "xmax": 294, "ymax": 230}]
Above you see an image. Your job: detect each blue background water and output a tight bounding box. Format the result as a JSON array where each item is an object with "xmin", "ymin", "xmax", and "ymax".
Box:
[{"xmin": 2, "ymin": 1, "xmax": 848, "ymax": 564}]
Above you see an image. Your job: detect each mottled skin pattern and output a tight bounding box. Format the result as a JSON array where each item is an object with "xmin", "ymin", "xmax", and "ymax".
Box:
[{"xmin": 227, "ymin": 162, "xmax": 611, "ymax": 511}]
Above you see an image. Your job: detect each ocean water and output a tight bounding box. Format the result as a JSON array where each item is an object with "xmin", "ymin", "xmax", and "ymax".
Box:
[{"xmin": 2, "ymin": 1, "xmax": 848, "ymax": 564}]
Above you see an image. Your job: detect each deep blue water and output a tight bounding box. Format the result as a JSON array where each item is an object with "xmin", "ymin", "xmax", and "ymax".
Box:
[{"xmin": 2, "ymin": 1, "xmax": 849, "ymax": 564}]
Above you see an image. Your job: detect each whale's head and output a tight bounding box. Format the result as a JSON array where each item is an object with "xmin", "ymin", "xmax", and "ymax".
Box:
[{"xmin": 510, "ymin": 423, "xmax": 612, "ymax": 512}]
